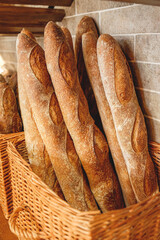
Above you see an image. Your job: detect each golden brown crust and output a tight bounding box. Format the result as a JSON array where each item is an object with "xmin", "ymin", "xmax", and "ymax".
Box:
[
  {"xmin": 59, "ymin": 42, "xmax": 77, "ymax": 88},
  {"xmin": 3, "ymin": 87, "xmax": 17, "ymax": 113},
  {"xmin": 97, "ymin": 34, "xmax": 159, "ymax": 202},
  {"xmin": 12, "ymin": 112, "xmax": 23, "ymax": 133},
  {"xmin": 0, "ymin": 82, "xmax": 22, "ymax": 134},
  {"xmin": 61, "ymin": 27, "xmax": 74, "ymax": 54},
  {"xmin": 75, "ymin": 16, "xmax": 103, "ymax": 132},
  {"xmin": 93, "ymin": 125, "xmax": 109, "ymax": 164},
  {"xmin": 49, "ymin": 92, "xmax": 63, "ymax": 126},
  {"xmin": 44, "ymin": 21, "xmax": 124, "ymax": 212},
  {"xmin": 132, "ymin": 108, "xmax": 148, "ymax": 153},
  {"xmin": 75, "ymin": 16, "xmax": 99, "ymax": 61},
  {"xmin": 21, "ymin": 28, "xmax": 36, "ymax": 41},
  {"xmin": 30, "ymin": 45, "xmax": 51, "ymax": 88},
  {"xmin": 17, "ymin": 27, "xmax": 98, "ymax": 212},
  {"xmin": 78, "ymin": 89, "xmax": 91, "ymax": 125},
  {"xmin": 144, "ymin": 153, "xmax": 158, "ymax": 196},
  {"xmin": 66, "ymin": 132, "xmax": 80, "ymax": 170},
  {"xmin": 82, "ymin": 31, "xmax": 137, "ymax": 206},
  {"xmin": 17, "ymin": 29, "xmax": 63, "ymax": 195},
  {"xmin": 114, "ymin": 46, "xmax": 133, "ymax": 104}
]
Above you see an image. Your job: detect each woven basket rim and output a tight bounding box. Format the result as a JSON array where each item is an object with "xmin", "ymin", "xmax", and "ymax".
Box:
[
  {"xmin": 6, "ymin": 136, "xmax": 160, "ymax": 218},
  {"xmin": 1, "ymin": 132, "xmax": 159, "ymax": 240}
]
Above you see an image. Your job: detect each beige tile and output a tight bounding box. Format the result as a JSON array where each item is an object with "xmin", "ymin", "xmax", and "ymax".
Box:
[
  {"xmin": 135, "ymin": 89, "xmax": 160, "ymax": 120},
  {"xmin": 58, "ymin": 13, "xmax": 99, "ymax": 35},
  {"xmin": 0, "ymin": 36, "xmax": 16, "ymax": 41},
  {"xmin": 64, "ymin": 0, "xmax": 75, "ymax": 16},
  {"xmin": 135, "ymin": 34, "xmax": 160, "ymax": 62},
  {"xmin": 100, "ymin": 5, "xmax": 160, "ymax": 34},
  {"xmin": 145, "ymin": 117, "xmax": 160, "ymax": 143},
  {"xmin": 37, "ymin": 37, "xmax": 44, "ymax": 49},
  {"xmin": 76, "ymin": 0, "xmax": 131, "ymax": 14},
  {"xmin": 113, "ymin": 35, "xmax": 134, "ymax": 60},
  {"xmin": 130, "ymin": 62, "xmax": 160, "ymax": 91},
  {"xmin": 0, "ymin": 39, "xmax": 16, "ymax": 52},
  {"xmin": 0, "ymin": 52, "xmax": 17, "ymax": 63}
]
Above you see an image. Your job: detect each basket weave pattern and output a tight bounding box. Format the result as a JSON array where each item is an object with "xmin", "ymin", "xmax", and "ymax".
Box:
[
  {"xmin": 4, "ymin": 134, "xmax": 160, "ymax": 240},
  {"xmin": 149, "ymin": 141, "xmax": 160, "ymax": 186},
  {"xmin": 0, "ymin": 132, "xmax": 24, "ymax": 219}
]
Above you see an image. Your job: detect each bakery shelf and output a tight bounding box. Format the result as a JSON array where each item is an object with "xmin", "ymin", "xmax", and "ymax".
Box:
[
  {"xmin": 0, "ymin": 0, "xmax": 74, "ymax": 35},
  {"xmin": 101, "ymin": 0, "xmax": 160, "ymax": 6},
  {"xmin": 0, "ymin": 0, "xmax": 73, "ymax": 6}
]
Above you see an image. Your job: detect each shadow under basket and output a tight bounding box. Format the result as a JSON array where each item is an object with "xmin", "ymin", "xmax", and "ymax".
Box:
[{"xmin": 1, "ymin": 132, "xmax": 160, "ymax": 240}]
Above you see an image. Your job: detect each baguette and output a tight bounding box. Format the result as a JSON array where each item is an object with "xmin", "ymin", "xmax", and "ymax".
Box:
[
  {"xmin": 75, "ymin": 16, "xmax": 103, "ymax": 132},
  {"xmin": 16, "ymin": 29, "xmax": 98, "ymax": 211},
  {"xmin": 0, "ymin": 82, "xmax": 22, "ymax": 134},
  {"xmin": 82, "ymin": 31, "xmax": 137, "ymax": 206},
  {"xmin": 18, "ymin": 74, "xmax": 59, "ymax": 191},
  {"xmin": 44, "ymin": 21, "xmax": 124, "ymax": 212},
  {"xmin": 17, "ymin": 29, "xmax": 62, "ymax": 194},
  {"xmin": 97, "ymin": 34, "xmax": 159, "ymax": 202}
]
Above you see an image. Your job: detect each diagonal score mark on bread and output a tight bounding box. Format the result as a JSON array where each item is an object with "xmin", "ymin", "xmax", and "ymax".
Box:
[
  {"xmin": 44, "ymin": 21, "xmax": 125, "ymax": 212},
  {"xmin": 17, "ymin": 27, "xmax": 98, "ymax": 212},
  {"xmin": 17, "ymin": 29, "xmax": 63, "ymax": 196},
  {"xmin": 97, "ymin": 34, "xmax": 159, "ymax": 202}
]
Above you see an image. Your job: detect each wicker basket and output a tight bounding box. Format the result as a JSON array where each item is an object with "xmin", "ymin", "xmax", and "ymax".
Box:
[
  {"xmin": 1, "ymin": 133, "xmax": 160, "ymax": 239},
  {"xmin": 0, "ymin": 132, "xmax": 24, "ymax": 219}
]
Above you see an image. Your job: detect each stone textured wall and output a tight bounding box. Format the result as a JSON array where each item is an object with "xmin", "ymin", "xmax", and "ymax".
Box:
[{"xmin": 0, "ymin": 0, "xmax": 159, "ymax": 142}]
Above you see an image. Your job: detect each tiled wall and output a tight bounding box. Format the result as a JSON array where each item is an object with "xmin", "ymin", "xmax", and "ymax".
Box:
[
  {"xmin": 0, "ymin": 36, "xmax": 44, "ymax": 69},
  {"xmin": 59, "ymin": 0, "xmax": 160, "ymax": 144},
  {"xmin": 0, "ymin": 0, "xmax": 159, "ymax": 143},
  {"xmin": 0, "ymin": 36, "xmax": 17, "ymax": 69}
]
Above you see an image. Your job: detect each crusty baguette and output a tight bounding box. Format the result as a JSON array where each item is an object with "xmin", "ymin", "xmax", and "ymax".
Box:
[
  {"xmin": 17, "ymin": 30, "xmax": 56, "ymax": 190},
  {"xmin": 18, "ymin": 76, "xmax": 58, "ymax": 190},
  {"xmin": 44, "ymin": 21, "xmax": 124, "ymax": 212},
  {"xmin": 17, "ymin": 29, "xmax": 64, "ymax": 198},
  {"xmin": 75, "ymin": 16, "xmax": 103, "ymax": 132},
  {"xmin": 82, "ymin": 31, "xmax": 137, "ymax": 206},
  {"xmin": 61, "ymin": 27, "xmax": 99, "ymax": 211},
  {"xmin": 16, "ymin": 29, "xmax": 98, "ymax": 212},
  {"xmin": 0, "ymin": 82, "xmax": 22, "ymax": 134},
  {"xmin": 61, "ymin": 27, "xmax": 74, "ymax": 54},
  {"xmin": 97, "ymin": 34, "xmax": 159, "ymax": 202}
]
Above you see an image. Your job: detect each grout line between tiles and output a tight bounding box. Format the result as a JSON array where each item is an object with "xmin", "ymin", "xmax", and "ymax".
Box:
[
  {"xmin": 111, "ymin": 33, "xmax": 160, "ymax": 36},
  {"xmin": 135, "ymin": 87, "xmax": 160, "ymax": 94},
  {"xmin": 144, "ymin": 115, "xmax": 160, "ymax": 123},
  {"xmin": 64, "ymin": 4, "xmax": 135, "ymax": 19},
  {"xmin": 129, "ymin": 60, "xmax": 160, "ymax": 65}
]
